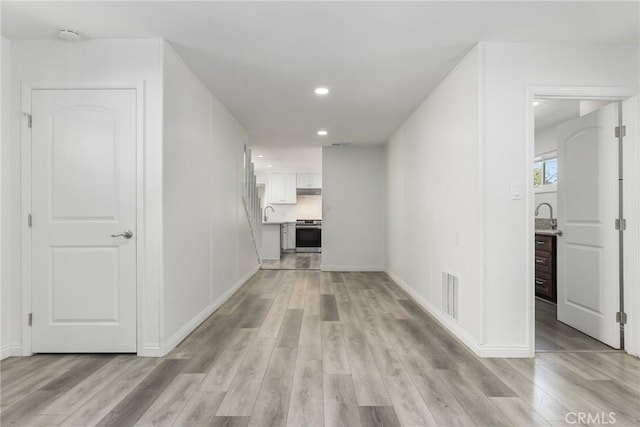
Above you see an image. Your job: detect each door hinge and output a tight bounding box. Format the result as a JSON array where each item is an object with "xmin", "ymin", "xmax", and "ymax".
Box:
[
  {"xmin": 616, "ymin": 311, "xmax": 627, "ymax": 325},
  {"xmin": 28, "ymin": 313, "xmax": 32, "ymax": 326},
  {"xmin": 23, "ymin": 113, "xmax": 32, "ymax": 129},
  {"xmin": 615, "ymin": 218, "xmax": 626, "ymax": 231},
  {"xmin": 615, "ymin": 125, "xmax": 626, "ymax": 138},
  {"xmin": 28, "ymin": 214, "xmax": 32, "ymax": 228}
]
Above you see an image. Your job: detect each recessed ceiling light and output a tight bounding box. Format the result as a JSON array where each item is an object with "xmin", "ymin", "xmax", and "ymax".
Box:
[
  {"xmin": 267, "ymin": 164, "xmax": 273, "ymax": 168},
  {"xmin": 317, "ymin": 130, "xmax": 328, "ymax": 136},
  {"xmin": 314, "ymin": 87, "xmax": 330, "ymax": 96},
  {"xmin": 533, "ymin": 101, "xmax": 540, "ymax": 106},
  {"xmin": 57, "ymin": 29, "xmax": 81, "ymax": 42},
  {"xmin": 256, "ymin": 155, "xmax": 264, "ymax": 158}
]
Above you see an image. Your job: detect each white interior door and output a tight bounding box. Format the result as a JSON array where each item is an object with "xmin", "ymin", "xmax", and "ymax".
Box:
[
  {"xmin": 31, "ymin": 88, "xmax": 137, "ymax": 353},
  {"xmin": 556, "ymin": 101, "xmax": 620, "ymax": 349}
]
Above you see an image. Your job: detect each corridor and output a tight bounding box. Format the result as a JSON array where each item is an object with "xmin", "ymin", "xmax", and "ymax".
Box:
[{"xmin": 1, "ymin": 270, "xmax": 639, "ymax": 426}]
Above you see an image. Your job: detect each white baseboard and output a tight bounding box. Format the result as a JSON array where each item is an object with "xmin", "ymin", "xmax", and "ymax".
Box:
[
  {"xmin": 384, "ymin": 269, "xmax": 532, "ymax": 358},
  {"xmin": 138, "ymin": 344, "xmax": 164, "ymax": 358},
  {"xmin": 322, "ymin": 265, "xmax": 385, "ymax": 272},
  {"xmin": 479, "ymin": 345, "xmax": 532, "ymax": 358},
  {"xmin": 161, "ymin": 264, "xmax": 260, "ymax": 356},
  {"xmin": 0, "ymin": 343, "xmax": 23, "ymax": 360},
  {"xmin": 384, "ymin": 269, "xmax": 482, "ymax": 356}
]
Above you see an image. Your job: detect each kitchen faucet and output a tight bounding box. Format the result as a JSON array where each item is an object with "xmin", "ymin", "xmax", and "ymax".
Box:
[
  {"xmin": 535, "ymin": 202, "xmax": 557, "ymax": 229},
  {"xmin": 264, "ymin": 205, "xmax": 275, "ymax": 222}
]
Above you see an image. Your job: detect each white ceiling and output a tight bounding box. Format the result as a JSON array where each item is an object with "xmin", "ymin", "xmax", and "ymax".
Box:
[
  {"xmin": 534, "ymin": 99, "xmax": 580, "ymax": 132},
  {"xmin": 2, "ymin": 1, "xmax": 639, "ymax": 148},
  {"xmin": 251, "ymin": 146, "xmax": 322, "ymax": 178}
]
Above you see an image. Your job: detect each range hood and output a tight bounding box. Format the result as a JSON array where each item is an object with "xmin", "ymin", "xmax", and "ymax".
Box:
[{"xmin": 297, "ymin": 188, "xmax": 321, "ymax": 196}]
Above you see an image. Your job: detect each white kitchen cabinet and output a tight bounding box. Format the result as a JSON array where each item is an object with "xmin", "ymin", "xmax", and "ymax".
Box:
[
  {"xmin": 296, "ymin": 173, "xmax": 322, "ymax": 189},
  {"xmin": 287, "ymin": 223, "xmax": 296, "ymax": 249},
  {"xmin": 267, "ymin": 173, "xmax": 297, "ymax": 204},
  {"xmin": 280, "ymin": 224, "xmax": 287, "ymax": 250},
  {"xmin": 261, "ymin": 223, "xmax": 281, "ymax": 260},
  {"xmin": 281, "ymin": 223, "xmax": 297, "ymax": 251}
]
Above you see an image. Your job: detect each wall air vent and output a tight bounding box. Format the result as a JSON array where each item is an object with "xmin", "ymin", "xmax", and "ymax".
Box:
[{"xmin": 442, "ymin": 272, "xmax": 459, "ymax": 320}]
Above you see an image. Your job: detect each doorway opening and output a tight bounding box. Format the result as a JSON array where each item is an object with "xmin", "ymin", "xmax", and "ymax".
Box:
[
  {"xmin": 530, "ymin": 95, "xmax": 634, "ymax": 355},
  {"xmin": 253, "ymin": 147, "xmax": 323, "ymax": 271}
]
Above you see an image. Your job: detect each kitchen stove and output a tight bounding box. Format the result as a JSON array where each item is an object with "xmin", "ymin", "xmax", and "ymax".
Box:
[
  {"xmin": 295, "ymin": 219, "xmax": 322, "ymax": 252},
  {"xmin": 296, "ymin": 219, "xmax": 322, "ymax": 226}
]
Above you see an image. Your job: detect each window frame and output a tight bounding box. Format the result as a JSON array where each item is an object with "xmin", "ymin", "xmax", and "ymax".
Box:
[{"xmin": 534, "ymin": 151, "xmax": 558, "ymax": 194}]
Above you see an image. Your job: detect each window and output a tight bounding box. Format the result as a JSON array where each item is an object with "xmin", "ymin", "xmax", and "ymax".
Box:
[{"xmin": 534, "ymin": 156, "xmax": 557, "ymax": 188}]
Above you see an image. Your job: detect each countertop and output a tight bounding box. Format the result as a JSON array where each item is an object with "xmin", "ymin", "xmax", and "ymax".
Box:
[
  {"xmin": 262, "ymin": 220, "xmax": 322, "ymax": 225},
  {"xmin": 535, "ymin": 229, "xmax": 561, "ymax": 236}
]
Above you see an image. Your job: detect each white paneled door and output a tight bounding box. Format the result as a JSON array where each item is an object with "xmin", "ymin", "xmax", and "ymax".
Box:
[
  {"xmin": 31, "ymin": 89, "xmax": 137, "ymax": 353},
  {"xmin": 557, "ymin": 102, "xmax": 620, "ymax": 349}
]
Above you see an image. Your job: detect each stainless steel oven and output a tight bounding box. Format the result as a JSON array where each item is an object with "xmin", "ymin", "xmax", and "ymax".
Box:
[{"xmin": 295, "ymin": 220, "xmax": 321, "ymax": 253}]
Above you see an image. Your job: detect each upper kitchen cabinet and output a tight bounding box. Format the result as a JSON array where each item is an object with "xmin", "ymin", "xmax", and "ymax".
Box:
[
  {"xmin": 267, "ymin": 173, "xmax": 297, "ymax": 204},
  {"xmin": 296, "ymin": 173, "xmax": 322, "ymax": 189}
]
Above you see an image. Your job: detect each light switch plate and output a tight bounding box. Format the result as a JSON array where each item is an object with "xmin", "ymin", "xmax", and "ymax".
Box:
[{"xmin": 511, "ymin": 183, "xmax": 522, "ymax": 200}]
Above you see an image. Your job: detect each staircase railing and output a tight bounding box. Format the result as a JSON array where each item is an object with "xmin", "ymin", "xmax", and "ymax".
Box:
[{"xmin": 242, "ymin": 145, "xmax": 262, "ymax": 262}]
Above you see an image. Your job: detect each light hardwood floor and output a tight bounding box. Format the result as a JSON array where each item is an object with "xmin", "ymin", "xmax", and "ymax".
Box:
[
  {"xmin": 535, "ymin": 298, "xmax": 616, "ymax": 352},
  {"xmin": 2, "ymin": 270, "xmax": 639, "ymax": 426},
  {"xmin": 261, "ymin": 252, "xmax": 321, "ymax": 270}
]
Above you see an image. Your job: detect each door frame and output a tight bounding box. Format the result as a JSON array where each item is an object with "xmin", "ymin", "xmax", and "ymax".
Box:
[
  {"xmin": 525, "ymin": 86, "xmax": 639, "ymax": 357},
  {"xmin": 21, "ymin": 81, "xmax": 145, "ymax": 356}
]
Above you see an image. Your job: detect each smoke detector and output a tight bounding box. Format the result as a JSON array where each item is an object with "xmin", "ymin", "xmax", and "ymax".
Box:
[{"xmin": 57, "ymin": 29, "xmax": 81, "ymax": 42}]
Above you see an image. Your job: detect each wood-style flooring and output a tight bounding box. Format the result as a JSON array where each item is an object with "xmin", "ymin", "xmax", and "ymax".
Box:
[
  {"xmin": 2, "ymin": 270, "xmax": 639, "ymax": 426},
  {"xmin": 535, "ymin": 298, "xmax": 615, "ymax": 352},
  {"xmin": 261, "ymin": 252, "xmax": 321, "ymax": 270}
]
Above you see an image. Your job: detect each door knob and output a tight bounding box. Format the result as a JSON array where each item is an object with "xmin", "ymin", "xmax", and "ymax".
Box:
[{"xmin": 111, "ymin": 230, "xmax": 134, "ymax": 239}]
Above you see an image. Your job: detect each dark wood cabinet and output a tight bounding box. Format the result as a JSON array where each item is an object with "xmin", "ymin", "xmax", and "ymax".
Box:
[{"xmin": 535, "ymin": 234, "xmax": 556, "ymax": 302}]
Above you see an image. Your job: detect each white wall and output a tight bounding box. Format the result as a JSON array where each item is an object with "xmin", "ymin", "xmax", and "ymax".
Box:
[
  {"xmin": 385, "ymin": 47, "xmax": 483, "ymax": 348},
  {"xmin": 0, "ymin": 36, "xmax": 15, "ymax": 359},
  {"xmin": 3, "ymin": 39, "xmax": 164, "ymax": 357},
  {"xmin": 161, "ymin": 42, "xmax": 259, "ymax": 350},
  {"xmin": 482, "ymin": 43, "xmax": 639, "ymax": 354},
  {"xmin": 535, "ymin": 126, "xmax": 557, "ymax": 156},
  {"xmin": 580, "ymin": 99, "xmax": 611, "ymax": 116},
  {"xmin": 623, "ymin": 95, "xmax": 640, "ymax": 357},
  {"xmin": 1, "ymin": 39, "xmax": 259, "ymax": 359},
  {"xmin": 322, "ymin": 146, "xmax": 385, "ymax": 271},
  {"xmin": 162, "ymin": 45, "xmax": 212, "ymax": 344},
  {"xmin": 385, "ymin": 43, "xmax": 638, "ymax": 357},
  {"xmin": 210, "ymin": 84, "xmax": 260, "ymax": 305}
]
